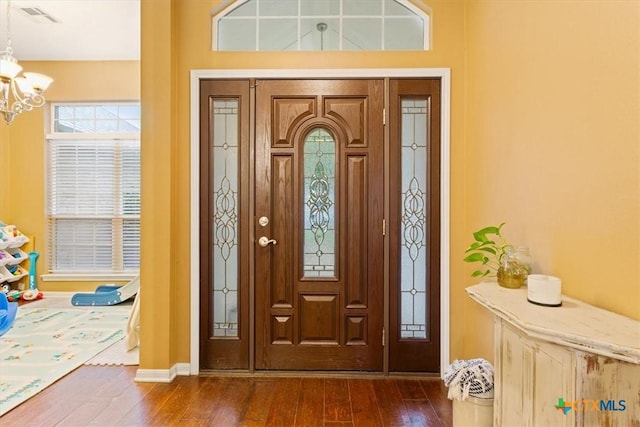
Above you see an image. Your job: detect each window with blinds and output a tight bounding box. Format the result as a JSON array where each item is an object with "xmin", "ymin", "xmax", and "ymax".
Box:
[{"xmin": 46, "ymin": 104, "xmax": 141, "ymax": 274}]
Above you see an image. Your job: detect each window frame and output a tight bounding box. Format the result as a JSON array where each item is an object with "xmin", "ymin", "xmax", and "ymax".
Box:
[
  {"xmin": 212, "ymin": 0, "xmax": 432, "ymax": 52},
  {"xmin": 42, "ymin": 102, "xmax": 141, "ymax": 282}
]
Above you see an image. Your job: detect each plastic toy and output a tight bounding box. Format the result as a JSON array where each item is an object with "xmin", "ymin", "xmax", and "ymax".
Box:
[
  {"xmin": 28, "ymin": 251, "xmax": 39, "ymax": 289},
  {"xmin": 6, "ymin": 290, "xmax": 21, "ymax": 302},
  {"xmin": 0, "ymin": 292, "xmax": 18, "ymax": 336},
  {"xmin": 71, "ymin": 275, "xmax": 139, "ymax": 306},
  {"xmin": 21, "ymin": 289, "xmax": 43, "ymax": 301},
  {"xmin": 25, "ymin": 251, "xmax": 43, "ymax": 301}
]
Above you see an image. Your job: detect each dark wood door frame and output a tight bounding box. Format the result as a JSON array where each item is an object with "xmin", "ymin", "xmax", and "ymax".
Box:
[
  {"xmin": 189, "ymin": 69, "xmax": 451, "ymax": 377},
  {"xmin": 388, "ymin": 78, "xmax": 442, "ymax": 372},
  {"xmin": 198, "ymin": 79, "xmax": 251, "ymax": 370}
]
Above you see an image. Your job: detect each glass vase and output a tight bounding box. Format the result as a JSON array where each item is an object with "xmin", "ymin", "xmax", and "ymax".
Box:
[
  {"xmin": 497, "ymin": 248, "xmax": 527, "ymax": 289},
  {"xmin": 515, "ymin": 246, "xmax": 533, "ymax": 285}
]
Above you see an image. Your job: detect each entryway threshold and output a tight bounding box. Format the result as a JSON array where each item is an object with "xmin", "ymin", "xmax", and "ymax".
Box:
[{"xmin": 199, "ymin": 370, "xmax": 442, "ymax": 380}]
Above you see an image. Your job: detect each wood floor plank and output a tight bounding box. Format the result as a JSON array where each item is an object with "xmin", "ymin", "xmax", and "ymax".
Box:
[
  {"xmin": 171, "ymin": 421, "xmax": 209, "ymax": 427},
  {"xmin": 295, "ymin": 377, "xmax": 325, "ymax": 427},
  {"xmin": 396, "ymin": 379, "xmax": 428, "ymax": 400},
  {"xmin": 264, "ymin": 377, "xmax": 302, "ymax": 426},
  {"xmin": 115, "ymin": 381, "xmax": 177, "ymax": 426},
  {"xmin": 0, "ymin": 367, "xmax": 452, "ymax": 427},
  {"xmin": 348, "ymin": 379, "xmax": 383, "ymax": 427},
  {"xmin": 238, "ymin": 379, "xmax": 278, "ymax": 426},
  {"xmin": 89, "ymin": 379, "xmax": 155, "ymax": 426},
  {"xmin": 372, "ymin": 379, "xmax": 411, "ymax": 426},
  {"xmin": 145, "ymin": 376, "xmax": 203, "ymax": 426},
  {"xmin": 420, "ymin": 379, "xmax": 453, "ymax": 427},
  {"xmin": 403, "ymin": 399, "xmax": 444, "ymax": 426},
  {"xmin": 324, "ymin": 378, "xmax": 352, "ymax": 422},
  {"xmin": 3, "ymin": 366, "xmax": 113, "ymax": 426},
  {"xmin": 209, "ymin": 377, "xmax": 255, "ymax": 426},
  {"xmin": 179, "ymin": 376, "xmax": 229, "ymax": 422},
  {"xmin": 82, "ymin": 367, "xmax": 154, "ymax": 425}
]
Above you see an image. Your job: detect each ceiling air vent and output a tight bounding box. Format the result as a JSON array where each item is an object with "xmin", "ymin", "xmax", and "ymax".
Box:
[{"xmin": 19, "ymin": 7, "xmax": 61, "ymax": 24}]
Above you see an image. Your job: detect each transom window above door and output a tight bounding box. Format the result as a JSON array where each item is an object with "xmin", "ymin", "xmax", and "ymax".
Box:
[{"xmin": 213, "ymin": 0, "xmax": 430, "ymax": 51}]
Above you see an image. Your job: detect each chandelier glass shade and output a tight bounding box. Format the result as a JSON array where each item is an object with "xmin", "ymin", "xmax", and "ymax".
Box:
[{"xmin": 1, "ymin": 1, "xmax": 53, "ymax": 125}]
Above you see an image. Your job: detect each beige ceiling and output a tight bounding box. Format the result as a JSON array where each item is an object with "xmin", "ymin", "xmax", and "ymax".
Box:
[{"xmin": 0, "ymin": 0, "xmax": 140, "ymax": 61}]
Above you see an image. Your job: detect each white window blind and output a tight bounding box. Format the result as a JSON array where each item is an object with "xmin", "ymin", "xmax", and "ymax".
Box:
[{"xmin": 46, "ymin": 104, "xmax": 140, "ymax": 274}]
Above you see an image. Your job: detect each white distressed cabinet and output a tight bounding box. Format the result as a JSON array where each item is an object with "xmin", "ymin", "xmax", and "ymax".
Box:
[{"xmin": 466, "ymin": 282, "xmax": 640, "ymax": 427}]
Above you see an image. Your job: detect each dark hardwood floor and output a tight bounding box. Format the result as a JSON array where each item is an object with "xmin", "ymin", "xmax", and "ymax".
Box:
[{"xmin": 1, "ymin": 366, "xmax": 452, "ymax": 426}]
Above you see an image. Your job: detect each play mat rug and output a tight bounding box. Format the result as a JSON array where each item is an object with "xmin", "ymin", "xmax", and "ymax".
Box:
[{"xmin": 0, "ymin": 305, "xmax": 129, "ymax": 415}]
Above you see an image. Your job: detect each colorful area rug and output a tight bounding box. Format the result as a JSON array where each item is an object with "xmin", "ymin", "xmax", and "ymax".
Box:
[{"xmin": 0, "ymin": 306, "xmax": 129, "ymax": 415}]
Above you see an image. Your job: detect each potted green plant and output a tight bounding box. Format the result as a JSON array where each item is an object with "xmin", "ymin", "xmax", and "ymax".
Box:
[
  {"xmin": 463, "ymin": 223, "xmax": 510, "ymax": 278},
  {"xmin": 463, "ymin": 223, "xmax": 527, "ymax": 288}
]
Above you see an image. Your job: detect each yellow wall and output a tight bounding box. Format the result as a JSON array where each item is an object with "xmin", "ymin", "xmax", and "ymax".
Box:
[
  {"xmin": 0, "ymin": 61, "xmax": 139, "ymax": 291},
  {"xmin": 3, "ymin": 0, "xmax": 638, "ymax": 373},
  {"xmin": 150, "ymin": 0, "xmax": 468, "ymax": 368},
  {"xmin": 139, "ymin": 0, "xmax": 177, "ymax": 370},
  {"xmin": 463, "ymin": 0, "xmax": 640, "ymax": 360}
]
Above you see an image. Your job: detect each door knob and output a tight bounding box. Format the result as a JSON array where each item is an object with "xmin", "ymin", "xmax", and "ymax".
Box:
[{"xmin": 258, "ymin": 236, "xmax": 277, "ymax": 247}]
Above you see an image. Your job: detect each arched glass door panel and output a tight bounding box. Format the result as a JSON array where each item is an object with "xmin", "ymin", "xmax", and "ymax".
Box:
[{"xmin": 302, "ymin": 128, "xmax": 336, "ymax": 278}]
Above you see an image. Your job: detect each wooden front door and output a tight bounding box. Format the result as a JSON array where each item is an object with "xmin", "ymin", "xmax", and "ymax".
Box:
[
  {"xmin": 200, "ymin": 77, "xmax": 441, "ymax": 373},
  {"xmin": 254, "ymin": 79, "xmax": 384, "ymax": 370}
]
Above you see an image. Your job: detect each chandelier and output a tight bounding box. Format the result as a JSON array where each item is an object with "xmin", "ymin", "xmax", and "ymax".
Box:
[{"xmin": 0, "ymin": 0, "xmax": 53, "ymax": 125}]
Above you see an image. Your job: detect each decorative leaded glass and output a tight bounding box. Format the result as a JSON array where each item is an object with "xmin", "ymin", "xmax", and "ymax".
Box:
[
  {"xmin": 400, "ymin": 98, "xmax": 428, "ymax": 339},
  {"xmin": 211, "ymin": 99, "xmax": 239, "ymax": 337},
  {"xmin": 303, "ymin": 128, "xmax": 336, "ymax": 278}
]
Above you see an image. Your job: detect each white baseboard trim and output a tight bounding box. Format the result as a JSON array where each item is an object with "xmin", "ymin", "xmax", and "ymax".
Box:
[
  {"xmin": 175, "ymin": 363, "xmax": 191, "ymax": 376},
  {"xmin": 135, "ymin": 368, "xmax": 175, "ymax": 383},
  {"xmin": 135, "ymin": 363, "xmax": 191, "ymax": 383}
]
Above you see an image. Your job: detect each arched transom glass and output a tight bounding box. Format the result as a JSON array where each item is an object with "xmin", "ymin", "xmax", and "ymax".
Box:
[{"xmin": 213, "ymin": 0, "xmax": 430, "ymax": 51}]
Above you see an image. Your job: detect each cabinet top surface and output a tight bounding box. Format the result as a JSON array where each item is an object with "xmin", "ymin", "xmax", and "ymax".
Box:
[{"xmin": 466, "ymin": 282, "xmax": 640, "ymax": 364}]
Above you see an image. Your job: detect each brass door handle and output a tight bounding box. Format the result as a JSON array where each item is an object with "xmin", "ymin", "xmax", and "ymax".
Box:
[{"xmin": 258, "ymin": 236, "xmax": 277, "ymax": 247}]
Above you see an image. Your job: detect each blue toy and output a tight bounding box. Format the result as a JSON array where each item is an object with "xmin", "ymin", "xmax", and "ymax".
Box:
[
  {"xmin": 27, "ymin": 251, "xmax": 39, "ymax": 290},
  {"xmin": 22, "ymin": 251, "xmax": 42, "ymax": 301},
  {"xmin": 71, "ymin": 275, "xmax": 139, "ymax": 306},
  {"xmin": 0, "ymin": 292, "xmax": 18, "ymax": 336}
]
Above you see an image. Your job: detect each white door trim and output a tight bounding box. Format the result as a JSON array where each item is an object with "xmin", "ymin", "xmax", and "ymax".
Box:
[{"xmin": 189, "ymin": 68, "xmax": 451, "ymax": 376}]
